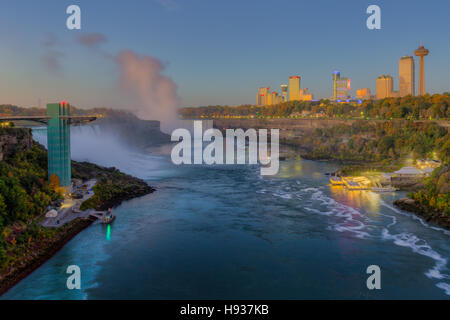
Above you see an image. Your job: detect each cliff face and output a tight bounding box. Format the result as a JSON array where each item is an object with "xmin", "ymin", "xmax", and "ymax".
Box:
[
  {"xmin": 390, "ymin": 176, "xmax": 425, "ymax": 191},
  {"xmin": 213, "ymin": 119, "xmax": 449, "ymax": 141},
  {"xmin": 92, "ymin": 115, "xmax": 171, "ymax": 150},
  {"xmin": 0, "ymin": 128, "xmax": 32, "ymax": 161}
]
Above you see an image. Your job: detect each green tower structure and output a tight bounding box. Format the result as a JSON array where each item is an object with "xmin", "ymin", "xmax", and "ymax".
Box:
[{"xmin": 46, "ymin": 102, "xmax": 71, "ymax": 188}]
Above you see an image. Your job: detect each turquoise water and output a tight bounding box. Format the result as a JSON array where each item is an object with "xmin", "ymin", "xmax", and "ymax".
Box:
[{"xmin": 2, "ymin": 130, "xmax": 450, "ymax": 299}]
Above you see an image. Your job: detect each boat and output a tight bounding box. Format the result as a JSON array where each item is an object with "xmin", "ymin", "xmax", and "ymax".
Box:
[
  {"xmin": 330, "ymin": 176, "xmax": 345, "ymax": 185},
  {"xmin": 371, "ymin": 187, "xmax": 397, "ymax": 192},
  {"xmin": 343, "ymin": 178, "xmax": 365, "ymax": 190},
  {"xmin": 371, "ymin": 182, "xmax": 397, "ymax": 192},
  {"xmin": 100, "ymin": 209, "xmax": 115, "ymax": 224}
]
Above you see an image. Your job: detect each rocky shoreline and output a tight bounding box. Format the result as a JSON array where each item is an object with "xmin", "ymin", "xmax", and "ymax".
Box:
[{"xmin": 394, "ymin": 198, "xmax": 450, "ymax": 230}]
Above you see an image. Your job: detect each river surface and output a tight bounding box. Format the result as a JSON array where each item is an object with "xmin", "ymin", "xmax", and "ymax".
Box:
[{"xmin": 2, "ymin": 127, "xmax": 450, "ymax": 299}]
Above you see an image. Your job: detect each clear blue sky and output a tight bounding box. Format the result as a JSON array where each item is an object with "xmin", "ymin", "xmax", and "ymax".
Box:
[{"xmin": 0, "ymin": 0, "xmax": 449, "ymax": 109}]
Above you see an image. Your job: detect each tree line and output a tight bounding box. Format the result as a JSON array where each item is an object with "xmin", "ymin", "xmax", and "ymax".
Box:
[{"xmin": 179, "ymin": 93, "xmax": 450, "ymax": 120}]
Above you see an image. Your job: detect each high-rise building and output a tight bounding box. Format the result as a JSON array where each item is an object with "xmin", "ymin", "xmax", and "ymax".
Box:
[
  {"xmin": 376, "ymin": 75, "xmax": 394, "ymax": 99},
  {"xmin": 299, "ymin": 88, "xmax": 314, "ymax": 101},
  {"xmin": 272, "ymin": 92, "xmax": 282, "ymax": 105},
  {"xmin": 256, "ymin": 87, "xmax": 270, "ymax": 106},
  {"xmin": 332, "ymin": 70, "xmax": 340, "ymax": 100},
  {"xmin": 47, "ymin": 102, "xmax": 71, "ymax": 189},
  {"xmin": 267, "ymin": 91, "xmax": 273, "ymax": 105},
  {"xmin": 414, "ymin": 44, "xmax": 430, "ymax": 96},
  {"xmin": 399, "ymin": 56, "xmax": 415, "ymax": 97},
  {"xmin": 289, "ymin": 76, "xmax": 301, "ymax": 101},
  {"xmin": 281, "ymin": 85, "xmax": 288, "ymax": 102},
  {"xmin": 337, "ymin": 79, "xmax": 350, "ymax": 100},
  {"xmin": 332, "ymin": 70, "xmax": 350, "ymax": 100}
]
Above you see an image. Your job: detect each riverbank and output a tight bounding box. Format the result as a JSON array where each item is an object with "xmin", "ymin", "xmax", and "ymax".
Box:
[
  {"xmin": 0, "ymin": 217, "xmax": 95, "ymax": 295},
  {"xmin": 0, "ymin": 140, "xmax": 155, "ymax": 296},
  {"xmin": 394, "ymin": 198, "xmax": 450, "ymax": 229}
]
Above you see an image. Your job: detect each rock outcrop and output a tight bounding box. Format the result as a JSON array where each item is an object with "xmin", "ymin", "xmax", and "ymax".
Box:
[{"xmin": 0, "ymin": 128, "xmax": 32, "ymax": 161}]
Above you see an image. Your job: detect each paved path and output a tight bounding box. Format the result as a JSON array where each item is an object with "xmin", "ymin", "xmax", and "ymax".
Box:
[{"xmin": 40, "ymin": 179, "xmax": 104, "ymax": 228}]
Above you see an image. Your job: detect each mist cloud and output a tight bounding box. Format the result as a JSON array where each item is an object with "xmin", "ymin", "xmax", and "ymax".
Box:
[
  {"xmin": 115, "ymin": 51, "xmax": 181, "ymax": 132},
  {"xmin": 76, "ymin": 32, "xmax": 181, "ymax": 132}
]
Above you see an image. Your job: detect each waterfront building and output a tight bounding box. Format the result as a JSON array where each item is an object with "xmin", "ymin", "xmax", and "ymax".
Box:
[
  {"xmin": 399, "ymin": 56, "xmax": 415, "ymax": 97},
  {"xmin": 376, "ymin": 75, "xmax": 394, "ymax": 99}
]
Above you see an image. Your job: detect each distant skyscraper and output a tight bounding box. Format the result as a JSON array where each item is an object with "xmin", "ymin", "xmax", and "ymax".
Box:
[
  {"xmin": 332, "ymin": 70, "xmax": 350, "ymax": 100},
  {"xmin": 289, "ymin": 76, "xmax": 301, "ymax": 101},
  {"xmin": 267, "ymin": 91, "xmax": 273, "ymax": 105},
  {"xmin": 256, "ymin": 87, "xmax": 270, "ymax": 106},
  {"xmin": 281, "ymin": 85, "xmax": 288, "ymax": 102},
  {"xmin": 332, "ymin": 70, "xmax": 340, "ymax": 100},
  {"xmin": 399, "ymin": 56, "xmax": 415, "ymax": 97},
  {"xmin": 376, "ymin": 75, "xmax": 394, "ymax": 99},
  {"xmin": 414, "ymin": 44, "xmax": 430, "ymax": 96}
]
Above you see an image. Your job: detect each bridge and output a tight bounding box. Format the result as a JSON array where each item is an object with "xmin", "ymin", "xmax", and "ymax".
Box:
[
  {"xmin": 0, "ymin": 102, "xmax": 97, "ymax": 192},
  {"xmin": 0, "ymin": 115, "xmax": 98, "ymax": 124}
]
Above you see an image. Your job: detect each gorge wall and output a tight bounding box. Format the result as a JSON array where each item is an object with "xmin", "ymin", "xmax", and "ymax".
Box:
[
  {"xmin": 212, "ymin": 119, "xmax": 450, "ymax": 140},
  {"xmin": 0, "ymin": 128, "xmax": 32, "ymax": 161}
]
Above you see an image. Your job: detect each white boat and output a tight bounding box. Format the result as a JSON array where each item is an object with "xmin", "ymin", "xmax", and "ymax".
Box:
[{"xmin": 371, "ymin": 186, "xmax": 397, "ymax": 192}]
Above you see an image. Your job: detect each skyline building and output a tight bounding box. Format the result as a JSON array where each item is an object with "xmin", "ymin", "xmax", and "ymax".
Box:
[
  {"xmin": 399, "ymin": 56, "xmax": 415, "ymax": 97},
  {"xmin": 376, "ymin": 75, "xmax": 394, "ymax": 99},
  {"xmin": 332, "ymin": 70, "xmax": 351, "ymax": 100},
  {"xmin": 332, "ymin": 71, "xmax": 351, "ymax": 100},
  {"xmin": 289, "ymin": 76, "xmax": 301, "ymax": 101},
  {"xmin": 256, "ymin": 87, "xmax": 270, "ymax": 106},
  {"xmin": 299, "ymin": 88, "xmax": 314, "ymax": 101},
  {"xmin": 414, "ymin": 44, "xmax": 430, "ymax": 96},
  {"xmin": 267, "ymin": 90, "xmax": 273, "ymax": 105},
  {"xmin": 281, "ymin": 85, "xmax": 288, "ymax": 102},
  {"xmin": 356, "ymin": 88, "xmax": 371, "ymax": 100},
  {"xmin": 332, "ymin": 70, "xmax": 340, "ymax": 100}
]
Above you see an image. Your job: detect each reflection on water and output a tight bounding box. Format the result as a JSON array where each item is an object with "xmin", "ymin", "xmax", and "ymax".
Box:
[
  {"xmin": 105, "ymin": 225, "xmax": 111, "ymax": 242},
  {"xmin": 329, "ymin": 186, "xmax": 382, "ymax": 213},
  {"xmin": 277, "ymin": 160, "xmax": 303, "ymax": 178}
]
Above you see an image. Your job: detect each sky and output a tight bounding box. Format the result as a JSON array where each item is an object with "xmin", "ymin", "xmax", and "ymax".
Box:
[{"xmin": 0, "ymin": 0, "xmax": 449, "ymax": 111}]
